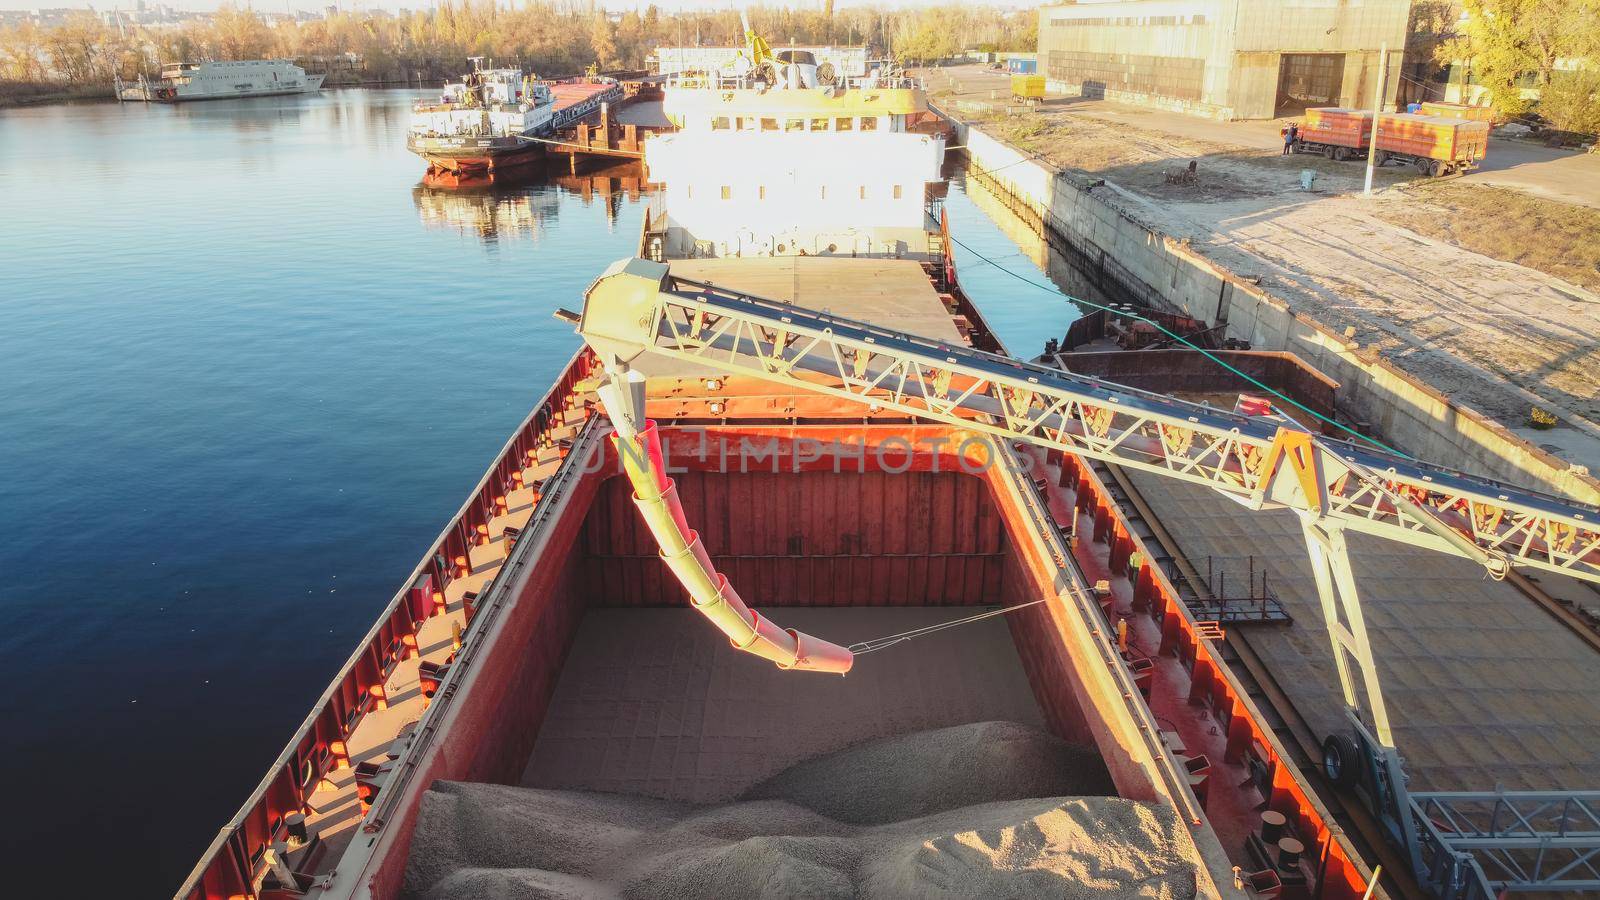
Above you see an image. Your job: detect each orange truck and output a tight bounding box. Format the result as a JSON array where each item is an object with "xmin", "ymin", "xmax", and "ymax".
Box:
[
  {"xmin": 1418, "ymin": 101, "xmax": 1497, "ymax": 125},
  {"xmin": 1293, "ymin": 107, "xmax": 1489, "ymax": 176},
  {"xmin": 1294, "ymin": 107, "xmax": 1372, "ymax": 161}
]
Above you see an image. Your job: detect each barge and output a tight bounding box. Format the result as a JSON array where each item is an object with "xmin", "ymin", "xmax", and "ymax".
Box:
[
  {"xmin": 408, "ymin": 59, "xmax": 626, "ymax": 188},
  {"xmin": 178, "ymin": 47, "xmax": 1402, "ymax": 900}
]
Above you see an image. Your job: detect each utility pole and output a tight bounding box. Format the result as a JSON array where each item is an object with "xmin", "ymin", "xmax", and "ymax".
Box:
[{"xmin": 1363, "ymin": 42, "xmax": 1387, "ymax": 197}]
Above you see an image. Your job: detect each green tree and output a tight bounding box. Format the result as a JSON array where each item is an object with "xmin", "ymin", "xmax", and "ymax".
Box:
[
  {"xmin": 212, "ymin": 5, "xmax": 274, "ymax": 61},
  {"xmin": 1439, "ymin": 0, "xmax": 1600, "ymax": 117},
  {"xmin": 1538, "ymin": 66, "xmax": 1600, "ymax": 134},
  {"xmin": 0, "ymin": 20, "xmax": 48, "ymax": 81},
  {"xmin": 590, "ymin": 13, "xmax": 617, "ymax": 69}
]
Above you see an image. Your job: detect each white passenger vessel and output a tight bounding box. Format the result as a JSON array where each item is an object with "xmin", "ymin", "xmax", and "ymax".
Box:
[{"xmin": 115, "ymin": 60, "xmax": 325, "ymax": 102}]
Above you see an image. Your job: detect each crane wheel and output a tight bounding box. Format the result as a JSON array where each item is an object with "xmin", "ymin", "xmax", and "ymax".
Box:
[{"xmin": 1322, "ymin": 733, "xmax": 1362, "ymax": 789}]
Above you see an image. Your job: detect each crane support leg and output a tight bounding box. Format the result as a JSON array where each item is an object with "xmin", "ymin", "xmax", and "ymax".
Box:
[
  {"xmin": 1300, "ymin": 517, "xmax": 1392, "ymax": 747},
  {"xmin": 1301, "ymin": 515, "xmax": 1429, "ymax": 881}
]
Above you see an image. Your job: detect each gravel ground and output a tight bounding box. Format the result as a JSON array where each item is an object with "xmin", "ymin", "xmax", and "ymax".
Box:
[{"xmin": 404, "ymin": 722, "xmax": 1201, "ymax": 900}]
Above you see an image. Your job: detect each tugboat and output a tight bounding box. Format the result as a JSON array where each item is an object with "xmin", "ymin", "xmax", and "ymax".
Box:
[{"xmin": 407, "ymin": 58, "xmax": 555, "ymax": 187}]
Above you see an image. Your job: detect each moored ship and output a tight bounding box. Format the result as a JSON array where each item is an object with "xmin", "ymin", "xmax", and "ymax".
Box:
[
  {"xmin": 174, "ymin": 39, "xmax": 1417, "ymax": 900},
  {"xmin": 115, "ymin": 59, "xmax": 325, "ymax": 102},
  {"xmin": 407, "ymin": 59, "xmax": 556, "ymax": 188}
]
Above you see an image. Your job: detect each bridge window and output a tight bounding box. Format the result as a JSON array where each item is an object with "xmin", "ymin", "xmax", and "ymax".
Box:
[
  {"xmin": 859, "ymin": 186, "xmax": 867, "ymax": 199},
  {"xmin": 893, "ymin": 185, "xmax": 903, "ymax": 199},
  {"xmin": 835, "ymin": 117, "xmax": 853, "ymax": 131},
  {"xmin": 810, "ymin": 117, "xmax": 828, "ymax": 131},
  {"xmin": 759, "ymin": 186, "xmax": 767, "ymax": 200},
  {"xmin": 819, "ymin": 186, "xmax": 827, "ymax": 199},
  {"xmin": 712, "ymin": 116, "xmax": 731, "ymax": 130},
  {"xmin": 785, "ymin": 118, "xmax": 804, "ymax": 132},
  {"xmin": 761, "ymin": 117, "xmax": 779, "ymax": 131},
  {"xmin": 860, "ymin": 116, "xmax": 879, "ymax": 131},
  {"xmin": 720, "ymin": 186, "xmax": 732, "ymax": 200}
]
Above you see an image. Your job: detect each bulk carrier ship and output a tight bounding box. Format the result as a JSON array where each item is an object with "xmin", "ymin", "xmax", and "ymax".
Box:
[{"xmin": 180, "ymin": 29, "xmax": 1600, "ymax": 900}]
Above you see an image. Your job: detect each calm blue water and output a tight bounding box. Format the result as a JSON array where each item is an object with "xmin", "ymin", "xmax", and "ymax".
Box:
[{"xmin": 0, "ymin": 89, "xmax": 1082, "ymax": 894}]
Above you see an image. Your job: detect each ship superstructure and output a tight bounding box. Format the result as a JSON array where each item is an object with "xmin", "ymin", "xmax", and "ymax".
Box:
[
  {"xmin": 115, "ymin": 59, "xmax": 325, "ymax": 102},
  {"xmin": 644, "ymin": 69, "xmax": 944, "ymax": 261},
  {"xmin": 406, "ymin": 59, "xmax": 556, "ymax": 185},
  {"xmin": 175, "ymin": 47, "xmax": 1415, "ymax": 900}
]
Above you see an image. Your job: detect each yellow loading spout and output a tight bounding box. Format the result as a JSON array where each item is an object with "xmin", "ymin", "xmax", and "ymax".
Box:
[{"xmin": 597, "ymin": 367, "xmax": 853, "ymax": 675}]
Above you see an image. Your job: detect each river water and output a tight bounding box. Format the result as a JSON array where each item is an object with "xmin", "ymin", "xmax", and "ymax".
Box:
[{"xmin": 0, "ymin": 88, "xmax": 1088, "ymax": 894}]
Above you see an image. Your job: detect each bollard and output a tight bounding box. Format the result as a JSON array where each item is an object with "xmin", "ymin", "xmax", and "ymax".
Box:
[
  {"xmin": 402, "ymin": 633, "xmax": 419, "ymax": 659},
  {"xmin": 1260, "ymin": 809, "xmax": 1287, "ymax": 844},
  {"xmin": 330, "ymin": 740, "xmax": 350, "ymax": 770},
  {"xmin": 432, "ymin": 590, "xmax": 447, "ymax": 617},
  {"xmin": 455, "ymin": 555, "xmax": 469, "ymax": 578},
  {"xmin": 1276, "ymin": 836, "xmax": 1304, "ymax": 870},
  {"xmin": 369, "ymin": 683, "xmax": 387, "ymax": 711}
]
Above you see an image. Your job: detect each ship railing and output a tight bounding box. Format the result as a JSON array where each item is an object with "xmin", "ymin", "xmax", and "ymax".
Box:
[
  {"xmin": 175, "ymin": 348, "xmax": 600, "ymax": 900},
  {"xmin": 660, "ymin": 71, "xmax": 923, "ymax": 93}
]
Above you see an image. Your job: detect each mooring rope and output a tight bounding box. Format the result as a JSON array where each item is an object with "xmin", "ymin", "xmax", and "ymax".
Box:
[{"xmin": 847, "ymin": 598, "xmax": 1051, "ymax": 655}]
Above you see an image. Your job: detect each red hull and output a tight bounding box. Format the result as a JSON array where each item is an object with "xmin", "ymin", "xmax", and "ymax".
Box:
[{"xmin": 422, "ymin": 148, "xmax": 545, "ymax": 189}]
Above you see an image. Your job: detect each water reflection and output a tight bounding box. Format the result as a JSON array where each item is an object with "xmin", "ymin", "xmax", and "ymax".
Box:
[
  {"xmin": 941, "ymin": 160, "xmax": 1101, "ymax": 358},
  {"xmin": 414, "ymin": 162, "xmax": 655, "ymax": 243}
]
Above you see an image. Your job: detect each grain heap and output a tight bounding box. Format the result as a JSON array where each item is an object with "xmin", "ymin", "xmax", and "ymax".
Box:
[{"xmin": 404, "ymin": 721, "xmax": 1203, "ymax": 899}]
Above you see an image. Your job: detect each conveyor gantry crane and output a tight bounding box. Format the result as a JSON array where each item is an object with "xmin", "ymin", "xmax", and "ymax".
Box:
[{"xmin": 561, "ymin": 258, "xmax": 1600, "ymax": 898}]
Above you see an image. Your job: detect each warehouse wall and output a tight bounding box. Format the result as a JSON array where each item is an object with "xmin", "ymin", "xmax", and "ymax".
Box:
[
  {"xmin": 1037, "ymin": 0, "xmax": 1410, "ymax": 119},
  {"xmin": 1037, "ymin": 0, "xmax": 1232, "ymax": 116}
]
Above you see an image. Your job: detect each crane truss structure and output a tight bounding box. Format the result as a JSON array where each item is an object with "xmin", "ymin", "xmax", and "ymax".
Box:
[
  {"xmin": 1410, "ymin": 790, "xmax": 1600, "ymax": 894},
  {"xmin": 568, "ymin": 258, "xmax": 1600, "ymax": 898},
  {"xmin": 576, "ymin": 258, "xmax": 1600, "ymax": 588}
]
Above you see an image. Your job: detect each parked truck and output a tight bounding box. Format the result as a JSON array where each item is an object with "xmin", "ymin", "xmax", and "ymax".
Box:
[
  {"xmin": 1294, "ymin": 107, "xmax": 1373, "ymax": 161},
  {"xmin": 1418, "ymin": 101, "xmax": 1497, "ymax": 125},
  {"xmin": 1293, "ymin": 107, "xmax": 1489, "ymax": 176}
]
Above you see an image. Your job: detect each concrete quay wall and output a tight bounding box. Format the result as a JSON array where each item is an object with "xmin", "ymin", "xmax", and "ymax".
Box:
[{"xmin": 949, "ymin": 116, "xmax": 1600, "ymax": 505}]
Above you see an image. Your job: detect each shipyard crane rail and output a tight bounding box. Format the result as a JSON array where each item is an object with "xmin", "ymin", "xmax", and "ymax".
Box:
[{"xmin": 562, "ymin": 258, "xmax": 1600, "ymax": 898}]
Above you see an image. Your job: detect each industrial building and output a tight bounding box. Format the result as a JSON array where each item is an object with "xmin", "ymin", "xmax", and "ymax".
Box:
[{"xmin": 1036, "ymin": 0, "xmax": 1409, "ymax": 119}]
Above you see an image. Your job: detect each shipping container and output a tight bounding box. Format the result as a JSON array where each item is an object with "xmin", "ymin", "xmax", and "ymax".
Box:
[
  {"xmin": 1008, "ymin": 58, "xmax": 1038, "ymax": 74},
  {"xmin": 1375, "ymin": 113, "xmax": 1490, "ymax": 175},
  {"xmin": 1011, "ymin": 74, "xmax": 1046, "ymax": 102},
  {"xmin": 1295, "ymin": 107, "xmax": 1373, "ymax": 160},
  {"xmin": 1418, "ymin": 101, "xmax": 1497, "ymax": 125}
]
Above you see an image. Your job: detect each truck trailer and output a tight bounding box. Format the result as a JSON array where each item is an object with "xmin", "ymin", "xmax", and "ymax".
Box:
[{"xmin": 1294, "ymin": 108, "xmax": 1489, "ymax": 177}]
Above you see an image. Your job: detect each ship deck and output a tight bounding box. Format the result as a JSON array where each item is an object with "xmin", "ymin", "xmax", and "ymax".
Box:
[
  {"xmin": 1126, "ymin": 472, "xmax": 1600, "ymax": 794},
  {"xmin": 631, "ymin": 257, "xmax": 966, "ymax": 381},
  {"xmin": 671, "ymin": 256, "xmax": 964, "ymax": 343}
]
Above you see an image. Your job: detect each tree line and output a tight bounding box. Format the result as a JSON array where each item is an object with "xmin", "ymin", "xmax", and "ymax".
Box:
[
  {"xmin": 1416, "ymin": 0, "xmax": 1600, "ymax": 135},
  {"xmin": 0, "ymin": 1, "xmax": 1035, "ymax": 92}
]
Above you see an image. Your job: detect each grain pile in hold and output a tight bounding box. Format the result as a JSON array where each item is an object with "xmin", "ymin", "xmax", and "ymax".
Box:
[{"xmin": 403, "ymin": 721, "xmax": 1202, "ymax": 900}]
